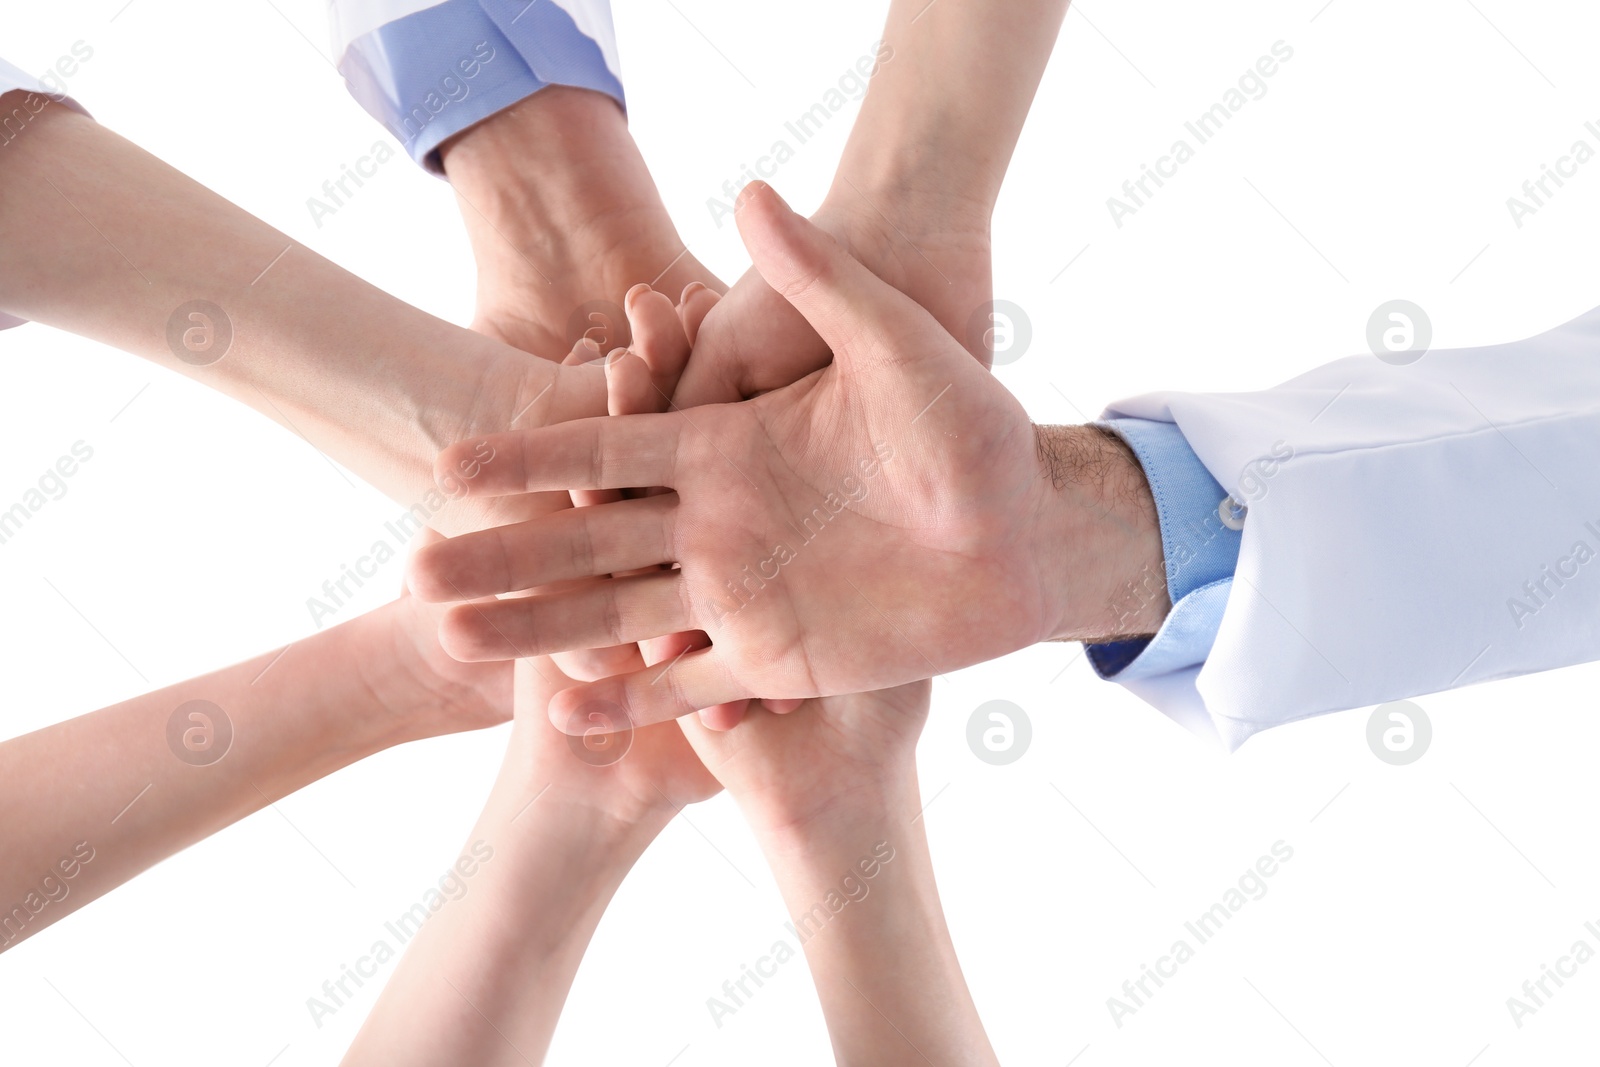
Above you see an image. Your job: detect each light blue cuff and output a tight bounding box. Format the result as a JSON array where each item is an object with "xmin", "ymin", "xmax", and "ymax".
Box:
[
  {"xmin": 1086, "ymin": 418, "xmax": 1241, "ymax": 683},
  {"xmin": 338, "ymin": 0, "xmax": 625, "ymax": 174}
]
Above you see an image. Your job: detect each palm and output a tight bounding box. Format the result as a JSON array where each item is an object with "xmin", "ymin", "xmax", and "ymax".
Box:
[
  {"xmin": 678, "ymin": 684, "xmax": 929, "ymax": 832},
  {"xmin": 663, "ymin": 359, "xmax": 1050, "ymax": 699},
  {"xmin": 515, "ymin": 657, "xmax": 721, "ymax": 820}
]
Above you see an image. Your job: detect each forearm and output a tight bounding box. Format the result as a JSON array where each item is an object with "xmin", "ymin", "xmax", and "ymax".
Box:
[
  {"xmin": 752, "ymin": 775, "xmax": 998, "ymax": 1067},
  {"xmin": 0, "ymin": 602, "xmax": 429, "ymax": 949},
  {"xmin": 836, "ymin": 0, "xmax": 1070, "ymax": 220},
  {"xmin": 343, "ymin": 737, "xmax": 670, "ymax": 1066},
  {"xmin": 0, "ymin": 98, "xmax": 572, "ymax": 526},
  {"xmin": 1033, "ymin": 423, "xmax": 1171, "ymax": 642}
]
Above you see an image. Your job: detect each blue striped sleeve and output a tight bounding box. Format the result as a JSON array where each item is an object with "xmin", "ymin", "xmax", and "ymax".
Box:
[
  {"xmin": 1087, "ymin": 417, "xmax": 1243, "ymax": 684},
  {"xmin": 336, "ymin": 0, "xmax": 624, "ymax": 174}
]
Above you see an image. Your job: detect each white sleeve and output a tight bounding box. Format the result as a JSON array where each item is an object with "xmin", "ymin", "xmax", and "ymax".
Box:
[
  {"xmin": 0, "ymin": 55, "xmax": 91, "ymax": 331},
  {"xmin": 1103, "ymin": 304, "xmax": 1600, "ymax": 750}
]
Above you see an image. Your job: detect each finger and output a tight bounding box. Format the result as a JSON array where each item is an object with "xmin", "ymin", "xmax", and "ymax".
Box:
[
  {"xmin": 637, "ymin": 629, "xmax": 747, "ymax": 729},
  {"xmin": 410, "ymin": 492, "xmax": 676, "ymax": 600},
  {"xmin": 439, "ymin": 570, "xmax": 690, "ymax": 661},
  {"xmin": 437, "ymin": 414, "xmax": 682, "ymax": 497},
  {"xmin": 552, "ymin": 644, "xmax": 650, "ymax": 684},
  {"xmin": 670, "ymin": 277, "xmax": 779, "ymax": 408},
  {"xmin": 606, "ymin": 349, "xmax": 661, "ymax": 418},
  {"xmin": 402, "ymin": 526, "xmax": 444, "ymax": 595},
  {"xmin": 562, "ymin": 336, "xmax": 605, "ymax": 366},
  {"xmin": 698, "ymin": 703, "xmax": 748, "ymax": 730},
  {"xmin": 625, "ymin": 284, "xmax": 692, "ymax": 401},
  {"xmin": 570, "ymin": 487, "xmax": 623, "ymax": 508},
  {"xmin": 763, "ymin": 698, "xmax": 805, "ymax": 714},
  {"xmin": 734, "ymin": 181, "xmax": 928, "ymax": 367},
  {"xmin": 678, "ymin": 282, "xmax": 721, "ymax": 348},
  {"xmin": 547, "ymin": 646, "xmax": 747, "ymax": 733}
]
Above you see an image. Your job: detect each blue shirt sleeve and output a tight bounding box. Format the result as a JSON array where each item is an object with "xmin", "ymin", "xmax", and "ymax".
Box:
[
  {"xmin": 1086, "ymin": 418, "xmax": 1242, "ymax": 684},
  {"xmin": 337, "ymin": 0, "xmax": 624, "ymax": 174}
]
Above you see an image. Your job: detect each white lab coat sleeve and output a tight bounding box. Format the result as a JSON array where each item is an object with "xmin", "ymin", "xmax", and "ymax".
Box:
[{"xmin": 1102, "ymin": 303, "xmax": 1600, "ymax": 750}]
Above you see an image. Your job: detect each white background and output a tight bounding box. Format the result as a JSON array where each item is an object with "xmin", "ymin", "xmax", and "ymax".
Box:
[{"xmin": 2, "ymin": 1, "xmax": 1599, "ymax": 1064}]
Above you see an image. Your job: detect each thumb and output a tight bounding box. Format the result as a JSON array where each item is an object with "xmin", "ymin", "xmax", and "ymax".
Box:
[{"xmin": 734, "ymin": 181, "xmax": 928, "ymax": 368}]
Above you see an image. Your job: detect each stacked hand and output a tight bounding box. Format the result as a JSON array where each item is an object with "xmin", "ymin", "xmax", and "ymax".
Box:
[{"xmin": 412, "ymin": 182, "xmax": 1164, "ymax": 733}]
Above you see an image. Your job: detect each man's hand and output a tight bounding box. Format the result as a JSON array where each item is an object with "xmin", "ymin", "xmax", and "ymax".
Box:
[{"xmin": 411, "ymin": 182, "xmax": 1166, "ymax": 731}]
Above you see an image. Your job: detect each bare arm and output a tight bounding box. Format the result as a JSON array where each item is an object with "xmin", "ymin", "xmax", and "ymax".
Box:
[
  {"xmin": 342, "ymin": 666, "xmax": 718, "ymax": 1066},
  {"xmin": 0, "ymin": 93, "xmax": 605, "ymax": 535},
  {"xmin": 678, "ymin": 0, "xmax": 1071, "ymax": 402},
  {"xmin": 836, "ymin": 0, "xmax": 1072, "ymax": 222},
  {"xmin": 0, "ymin": 591, "xmax": 510, "ymax": 951}
]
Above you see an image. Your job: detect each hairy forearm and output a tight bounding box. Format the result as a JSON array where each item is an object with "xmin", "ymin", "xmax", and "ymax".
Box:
[
  {"xmin": 836, "ymin": 0, "xmax": 1070, "ymax": 220},
  {"xmin": 343, "ymin": 737, "xmax": 670, "ymax": 1067},
  {"xmin": 1032, "ymin": 423, "xmax": 1170, "ymax": 641},
  {"xmin": 0, "ymin": 603, "xmax": 429, "ymax": 950},
  {"xmin": 0, "ymin": 98, "xmax": 577, "ymax": 529},
  {"xmin": 755, "ymin": 773, "xmax": 998, "ymax": 1067}
]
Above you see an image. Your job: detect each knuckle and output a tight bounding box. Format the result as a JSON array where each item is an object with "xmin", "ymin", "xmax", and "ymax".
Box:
[
  {"xmin": 570, "ymin": 509, "xmax": 597, "ymax": 577},
  {"xmin": 600, "ymin": 582, "xmax": 626, "ymax": 646}
]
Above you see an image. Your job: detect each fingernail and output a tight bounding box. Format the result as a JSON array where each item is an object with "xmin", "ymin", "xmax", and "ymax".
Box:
[
  {"xmin": 580, "ymin": 337, "xmax": 601, "ymax": 356},
  {"xmin": 680, "ymin": 281, "xmax": 707, "ymax": 304},
  {"xmin": 735, "ymin": 180, "xmax": 776, "ymax": 212},
  {"xmin": 625, "ymin": 282, "xmax": 652, "ymax": 309}
]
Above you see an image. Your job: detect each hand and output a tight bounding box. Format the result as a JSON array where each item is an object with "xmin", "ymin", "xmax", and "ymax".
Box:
[
  {"xmin": 679, "ymin": 684, "xmax": 928, "ymax": 837},
  {"xmin": 412, "ymin": 182, "xmax": 1166, "ymax": 730},
  {"xmin": 440, "ymin": 87, "xmax": 723, "ymax": 361},
  {"xmin": 672, "ymin": 184, "xmax": 992, "ymax": 407},
  {"xmin": 504, "ymin": 656, "xmax": 722, "ymax": 831},
  {"xmin": 362, "ymin": 532, "xmax": 516, "ymax": 741}
]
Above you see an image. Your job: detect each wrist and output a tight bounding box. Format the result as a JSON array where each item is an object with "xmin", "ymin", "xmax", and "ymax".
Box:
[
  {"xmin": 1030, "ymin": 424, "xmax": 1170, "ymax": 643},
  {"xmin": 831, "ymin": 97, "xmax": 1001, "ymax": 234},
  {"xmin": 440, "ymin": 88, "xmax": 698, "ymax": 350},
  {"xmin": 501, "ymin": 789, "xmax": 668, "ymax": 873},
  {"xmin": 441, "ymin": 88, "xmax": 640, "ymax": 223},
  {"xmin": 339, "ymin": 603, "xmax": 461, "ymax": 749},
  {"xmin": 821, "ymin": 164, "xmax": 993, "ymax": 244},
  {"xmin": 742, "ymin": 765, "xmax": 922, "ymax": 855}
]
